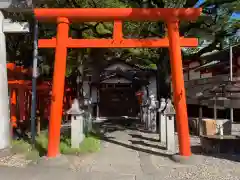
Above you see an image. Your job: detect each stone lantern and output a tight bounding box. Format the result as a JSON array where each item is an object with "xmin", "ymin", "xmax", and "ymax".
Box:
[
  {"xmin": 67, "ymin": 99, "xmax": 85, "ymax": 148},
  {"xmin": 163, "ymin": 99, "xmax": 176, "ymax": 153}
]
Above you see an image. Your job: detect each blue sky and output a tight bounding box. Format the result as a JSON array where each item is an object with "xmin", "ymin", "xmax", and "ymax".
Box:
[{"xmin": 194, "ymin": 0, "xmax": 240, "ymax": 19}]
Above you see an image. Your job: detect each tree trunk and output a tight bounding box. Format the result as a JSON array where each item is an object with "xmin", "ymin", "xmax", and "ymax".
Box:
[
  {"xmin": 76, "ymin": 50, "xmax": 84, "ymax": 107},
  {"xmin": 156, "ymin": 21, "xmax": 171, "ymax": 101},
  {"xmin": 156, "ymin": 48, "xmax": 171, "ymax": 100}
]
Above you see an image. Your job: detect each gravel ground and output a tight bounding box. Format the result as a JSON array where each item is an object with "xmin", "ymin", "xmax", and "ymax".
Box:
[
  {"xmin": 152, "ymin": 155, "xmax": 240, "ymax": 180},
  {"xmin": 0, "ymin": 122, "xmax": 240, "ymax": 180},
  {"xmin": 139, "ymin": 130, "xmax": 240, "ymax": 180},
  {"xmin": 0, "ymin": 154, "xmax": 31, "ymax": 168}
]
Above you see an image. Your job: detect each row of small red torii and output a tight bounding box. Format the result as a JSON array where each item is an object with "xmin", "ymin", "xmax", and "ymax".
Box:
[
  {"xmin": 34, "ymin": 8, "xmax": 202, "ymax": 158},
  {"xmin": 7, "ymin": 63, "xmax": 75, "ymax": 135}
]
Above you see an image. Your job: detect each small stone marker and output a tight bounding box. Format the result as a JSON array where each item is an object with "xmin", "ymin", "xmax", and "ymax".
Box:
[
  {"xmin": 148, "ymin": 95, "xmax": 158, "ymax": 132},
  {"xmin": 142, "ymin": 105, "xmax": 148, "ymax": 129},
  {"xmin": 67, "ymin": 99, "xmax": 85, "ymax": 148},
  {"xmin": 84, "ymin": 98, "xmax": 92, "ymax": 133},
  {"xmin": 159, "ymin": 98, "xmax": 166, "ymax": 143},
  {"xmin": 164, "ymin": 99, "xmax": 176, "ymax": 153}
]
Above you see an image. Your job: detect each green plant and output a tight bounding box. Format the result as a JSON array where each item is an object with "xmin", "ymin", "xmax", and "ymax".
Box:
[
  {"xmin": 11, "ymin": 140, "xmax": 31, "ymax": 154},
  {"xmin": 25, "ymin": 149, "xmax": 40, "ymax": 161},
  {"xmin": 78, "ymin": 136, "xmax": 100, "ymax": 154},
  {"xmin": 36, "ymin": 131, "xmax": 100, "ymax": 155},
  {"xmin": 11, "ymin": 130, "xmax": 100, "ymax": 159}
]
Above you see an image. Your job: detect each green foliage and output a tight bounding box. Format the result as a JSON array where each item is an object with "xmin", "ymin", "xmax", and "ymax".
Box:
[
  {"xmin": 11, "ymin": 139, "xmax": 40, "ymax": 161},
  {"xmin": 11, "ymin": 130, "xmax": 100, "ymax": 161},
  {"xmin": 35, "ymin": 132, "xmax": 49, "ymax": 150},
  {"xmin": 11, "ymin": 139, "xmax": 32, "ymax": 154},
  {"xmin": 36, "ymin": 131, "xmax": 100, "ymax": 155},
  {"xmin": 5, "ymin": 0, "xmax": 239, "ymax": 75}
]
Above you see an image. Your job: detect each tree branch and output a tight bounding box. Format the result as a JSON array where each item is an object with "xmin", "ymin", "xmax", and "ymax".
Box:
[
  {"xmin": 66, "ymin": 0, "xmax": 81, "ymax": 7},
  {"xmin": 151, "ymin": 0, "xmax": 165, "ymax": 8},
  {"xmin": 183, "ymin": 0, "xmax": 199, "ymax": 8},
  {"xmin": 89, "ymin": 0, "xmax": 97, "ymax": 8},
  {"xmin": 184, "ymin": 38, "xmax": 221, "ymax": 62}
]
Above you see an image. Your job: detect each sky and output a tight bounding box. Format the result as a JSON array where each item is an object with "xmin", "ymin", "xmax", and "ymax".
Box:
[{"xmin": 194, "ymin": 0, "xmax": 240, "ymax": 19}]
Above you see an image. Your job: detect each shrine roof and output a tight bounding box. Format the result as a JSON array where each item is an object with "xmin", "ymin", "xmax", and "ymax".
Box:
[{"xmin": 200, "ymin": 43, "xmax": 240, "ymax": 62}]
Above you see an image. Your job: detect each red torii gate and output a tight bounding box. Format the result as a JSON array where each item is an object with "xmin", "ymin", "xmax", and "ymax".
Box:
[{"xmin": 34, "ymin": 8, "xmax": 202, "ymax": 158}]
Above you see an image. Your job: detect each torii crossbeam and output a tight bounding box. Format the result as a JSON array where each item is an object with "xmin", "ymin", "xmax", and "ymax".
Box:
[{"xmin": 34, "ymin": 8, "xmax": 202, "ymax": 159}]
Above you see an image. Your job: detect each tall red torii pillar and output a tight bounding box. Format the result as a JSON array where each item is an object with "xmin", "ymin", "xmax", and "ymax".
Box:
[{"xmin": 34, "ymin": 8, "xmax": 201, "ymax": 158}]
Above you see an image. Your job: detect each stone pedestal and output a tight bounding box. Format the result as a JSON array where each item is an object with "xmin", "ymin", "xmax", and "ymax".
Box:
[
  {"xmin": 166, "ymin": 115, "xmax": 175, "ymax": 153},
  {"xmin": 159, "ymin": 99, "xmax": 176, "ymax": 153},
  {"xmin": 159, "ymin": 113, "xmax": 166, "ymax": 143},
  {"xmin": 201, "ymin": 135, "xmax": 240, "ymax": 154},
  {"xmin": 71, "ymin": 114, "xmax": 85, "ymax": 148}
]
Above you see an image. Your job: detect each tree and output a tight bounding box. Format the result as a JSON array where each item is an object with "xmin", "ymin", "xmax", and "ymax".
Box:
[
  {"xmin": 5, "ymin": 0, "xmax": 240, "ymax": 99},
  {"xmin": 118, "ymin": 0, "xmax": 240, "ymax": 99}
]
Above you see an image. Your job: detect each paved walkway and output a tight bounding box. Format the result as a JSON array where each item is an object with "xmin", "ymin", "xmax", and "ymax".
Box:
[
  {"xmin": 1, "ymin": 121, "xmax": 240, "ymax": 179},
  {"xmin": 0, "ymin": 127, "xmax": 158, "ymax": 180}
]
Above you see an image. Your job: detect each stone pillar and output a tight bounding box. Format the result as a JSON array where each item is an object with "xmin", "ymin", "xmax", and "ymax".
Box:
[
  {"xmin": 0, "ymin": 11, "xmax": 10, "ymax": 149},
  {"xmin": 164, "ymin": 99, "xmax": 176, "ymax": 153}
]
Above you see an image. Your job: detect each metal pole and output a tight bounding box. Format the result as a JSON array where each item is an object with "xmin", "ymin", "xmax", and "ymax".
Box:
[
  {"xmin": 198, "ymin": 101, "xmax": 203, "ymax": 136},
  {"xmin": 229, "ymin": 45, "xmax": 234, "ymax": 123},
  {"xmin": 30, "ymin": 20, "xmax": 38, "ymax": 147},
  {"xmin": 230, "ymin": 45, "xmax": 233, "ymax": 81}
]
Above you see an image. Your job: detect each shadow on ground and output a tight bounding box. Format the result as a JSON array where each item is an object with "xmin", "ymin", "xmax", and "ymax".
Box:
[
  {"xmin": 91, "ymin": 118, "xmax": 171, "ymax": 159},
  {"xmin": 191, "ymin": 145, "xmax": 240, "ymax": 163},
  {"xmin": 129, "ymin": 133, "xmax": 159, "ymax": 142},
  {"xmin": 92, "ymin": 118, "xmax": 240, "ymax": 163}
]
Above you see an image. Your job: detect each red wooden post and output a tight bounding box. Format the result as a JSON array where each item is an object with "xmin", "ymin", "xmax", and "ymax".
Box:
[
  {"xmin": 27, "ymin": 91, "xmax": 32, "ymax": 121},
  {"xmin": 18, "ymin": 89, "xmax": 26, "ymax": 122},
  {"xmin": 167, "ymin": 21, "xmax": 191, "ymax": 156},
  {"xmin": 47, "ymin": 17, "xmax": 69, "ymax": 157},
  {"xmin": 10, "ymin": 89, "xmax": 17, "ymax": 130},
  {"xmin": 136, "ymin": 91, "xmax": 144, "ymax": 105}
]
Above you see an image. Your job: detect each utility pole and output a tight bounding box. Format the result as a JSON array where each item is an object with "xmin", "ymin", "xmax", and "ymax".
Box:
[
  {"xmin": 30, "ymin": 19, "xmax": 38, "ymax": 147},
  {"xmin": 229, "ymin": 29, "xmax": 240, "ymax": 123},
  {"xmin": 229, "ymin": 44, "xmax": 233, "ymax": 123}
]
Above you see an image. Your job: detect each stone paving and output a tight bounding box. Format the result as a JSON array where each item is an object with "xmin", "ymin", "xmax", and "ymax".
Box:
[{"xmin": 0, "ymin": 121, "xmax": 240, "ymax": 179}]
